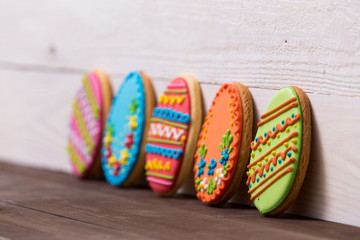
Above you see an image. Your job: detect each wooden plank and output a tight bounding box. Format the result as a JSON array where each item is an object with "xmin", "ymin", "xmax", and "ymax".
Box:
[
  {"xmin": 0, "ymin": 0, "xmax": 359, "ymax": 96},
  {"xmin": 0, "ymin": 202, "xmax": 149, "ymax": 240},
  {"xmin": 0, "ymin": 162, "xmax": 359, "ymax": 240},
  {"xmin": 0, "ymin": 69, "xmax": 359, "ymax": 227}
]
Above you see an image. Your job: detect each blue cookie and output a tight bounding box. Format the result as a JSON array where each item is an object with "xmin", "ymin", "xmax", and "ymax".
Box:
[{"xmin": 101, "ymin": 71, "xmax": 155, "ymax": 186}]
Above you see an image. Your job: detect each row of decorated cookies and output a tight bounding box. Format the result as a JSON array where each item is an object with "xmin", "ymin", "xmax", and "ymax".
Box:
[{"xmin": 68, "ymin": 70, "xmax": 311, "ymax": 216}]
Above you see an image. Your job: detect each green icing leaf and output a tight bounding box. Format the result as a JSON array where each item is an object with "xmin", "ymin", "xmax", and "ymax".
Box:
[
  {"xmin": 107, "ymin": 124, "xmax": 114, "ymax": 135},
  {"xmin": 218, "ymin": 142, "xmax": 224, "ymax": 151},
  {"xmin": 223, "ymin": 164, "xmax": 230, "ymax": 177},
  {"xmin": 206, "ymin": 178, "xmax": 216, "ymax": 194},
  {"xmin": 224, "ymin": 129, "xmax": 233, "ymax": 147},
  {"xmin": 129, "ymin": 98, "xmax": 138, "ymax": 114},
  {"xmin": 198, "ymin": 143, "xmax": 207, "ymax": 158},
  {"xmin": 222, "ymin": 135, "xmax": 226, "ymax": 146},
  {"xmin": 195, "ymin": 178, "xmax": 202, "ymax": 184},
  {"xmin": 219, "ymin": 129, "xmax": 234, "ymax": 151}
]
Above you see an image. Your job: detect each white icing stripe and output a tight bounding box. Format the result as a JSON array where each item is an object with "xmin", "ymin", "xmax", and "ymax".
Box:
[{"xmin": 149, "ymin": 123, "xmax": 184, "ymax": 140}]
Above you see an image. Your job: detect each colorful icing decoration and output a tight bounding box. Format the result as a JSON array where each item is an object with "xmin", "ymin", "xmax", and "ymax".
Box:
[
  {"xmin": 101, "ymin": 71, "xmax": 152, "ymax": 186},
  {"xmin": 194, "ymin": 83, "xmax": 252, "ymax": 204},
  {"xmin": 145, "ymin": 76, "xmax": 201, "ymax": 195},
  {"xmin": 68, "ymin": 71, "xmax": 111, "ymax": 178},
  {"xmin": 247, "ymin": 86, "xmax": 309, "ymax": 215}
]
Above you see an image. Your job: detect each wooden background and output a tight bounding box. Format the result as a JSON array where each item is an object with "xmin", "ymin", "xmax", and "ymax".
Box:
[{"xmin": 0, "ymin": 0, "xmax": 359, "ymax": 227}]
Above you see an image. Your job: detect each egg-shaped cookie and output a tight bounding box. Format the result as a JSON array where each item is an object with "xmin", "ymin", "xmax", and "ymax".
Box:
[
  {"xmin": 193, "ymin": 83, "xmax": 253, "ymax": 205},
  {"xmin": 68, "ymin": 71, "xmax": 112, "ymax": 178},
  {"xmin": 247, "ymin": 86, "xmax": 311, "ymax": 215},
  {"xmin": 145, "ymin": 75, "xmax": 202, "ymax": 196},
  {"xmin": 102, "ymin": 71, "xmax": 155, "ymax": 186}
]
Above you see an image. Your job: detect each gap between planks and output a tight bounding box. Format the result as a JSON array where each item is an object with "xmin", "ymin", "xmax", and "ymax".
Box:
[{"xmin": 0, "ymin": 61, "xmax": 359, "ymax": 98}]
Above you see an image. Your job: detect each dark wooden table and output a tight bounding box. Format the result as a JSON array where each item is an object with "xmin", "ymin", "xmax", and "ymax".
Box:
[{"xmin": 0, "ymin": 162, "xmax": 359, "ymax": 240}]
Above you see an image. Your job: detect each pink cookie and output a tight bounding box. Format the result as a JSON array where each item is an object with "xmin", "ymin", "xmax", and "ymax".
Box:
[{"xmin": 68, "ymin": 71, "xmax": 113, "ymax": 178}]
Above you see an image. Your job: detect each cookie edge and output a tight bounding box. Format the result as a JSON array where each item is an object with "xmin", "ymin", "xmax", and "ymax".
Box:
[{"xmin": 86, "ymin": 70, "xmax": 113, "ymax": 179}]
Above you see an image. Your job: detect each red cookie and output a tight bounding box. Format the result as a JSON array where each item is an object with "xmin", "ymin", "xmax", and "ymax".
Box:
[{"xmin": 145, "ymin": 75, "xmax": 203, "ymax": 196}]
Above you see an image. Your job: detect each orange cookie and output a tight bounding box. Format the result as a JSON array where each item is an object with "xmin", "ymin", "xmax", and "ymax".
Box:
[{"xmin": 193, "ymin": 83, "xmax": 253, "ymax": 205}]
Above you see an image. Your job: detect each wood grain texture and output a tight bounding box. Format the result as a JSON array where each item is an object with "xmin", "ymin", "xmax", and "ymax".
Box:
[
  {"xmin": 1, "ymin": 162, "xmax": 359, "ymax": 240},
  {"xmin": 0, "ymin": 0, "xmax": 360, "ymax": 96},
  {"xmin": 0, "ymin": 0, "xmax": 359, "ymax": 228}
]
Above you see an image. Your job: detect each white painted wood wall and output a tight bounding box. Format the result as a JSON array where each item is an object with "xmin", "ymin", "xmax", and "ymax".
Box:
[{"xmin": 0, "ymin": 0, "xmax": 359, "ymax": 227}]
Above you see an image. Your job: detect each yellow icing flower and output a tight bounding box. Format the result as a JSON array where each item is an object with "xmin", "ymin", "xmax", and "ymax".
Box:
[
  {"xmin": 215, "ymin": 168, "xmax": 224, "ymax": 185},
  {"xmin": 164, "ymin": 162, "xmax": 171, "ymax": 171},
  {"xmin": 129, "ymin": 116, "xmax": 137, "ymax": 130},
  {"xmin": 108, "ymin": 155, "xmax": 116, "ymax": 165},
  {"xmin": 120, "ymin": 149, "xmax": 129, "ymax": 165},
  {"xmin": 145, "ymin": 161, "xmax": 152, "ymax": 170},
  {"xmin": 157, "ymin": 160, "xmax": 163, "ymax": 171},
  {"xmin": 104, "ymin": 134, "xmax": 112, "ymax": 146},
  {"xmin": 199, "ymin": 177, "xmax": 208, "ymax": 193}
]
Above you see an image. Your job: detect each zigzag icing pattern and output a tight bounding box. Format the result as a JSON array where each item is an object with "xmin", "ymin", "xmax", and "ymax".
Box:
[
  {"xmin": 251, "ymin": 114, "xmax": 300, "ymax": 150},
  {"xmin": 159, "ymin": 95, "xmax": 186, "ymax": 105},
  {"xmin": 248, "ymin": 157, "xmax": 295, "ymax": 195},
  {"xmin": 149, "ymin": 123, "xmax": 185, "ymax": 140},
  {"xmin": 78, "ymin": 88, "xmax": 99, "ymax": 135},
  {"xmin": 248, "ymin": 131, "xmax": 298, "ymax": 168},
  {"xmin": 246, "ymin": 146, "xmax": 297, "ymax": 184}
]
